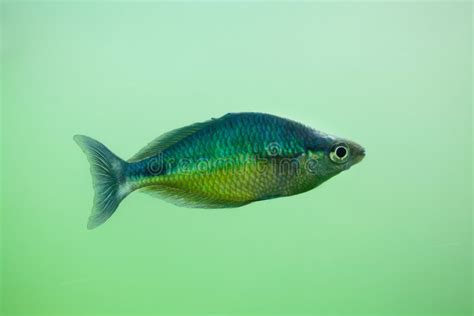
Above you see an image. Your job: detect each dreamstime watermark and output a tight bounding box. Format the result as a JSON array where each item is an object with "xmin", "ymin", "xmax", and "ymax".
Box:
[{"xmin": 145, "ymin": 142, "xmax": 320, "ymax": 176}]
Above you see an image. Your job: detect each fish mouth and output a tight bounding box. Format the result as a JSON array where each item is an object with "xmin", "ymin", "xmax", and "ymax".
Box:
[{"xmin": 352, "ymin": 147, "xmax": 366, "ymax": 165}]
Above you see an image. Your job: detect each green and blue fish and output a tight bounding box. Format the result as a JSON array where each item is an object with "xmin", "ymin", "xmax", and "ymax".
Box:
[{"xmin": 75, "ymin": 112, "xmax": 365, "ymax": 229}]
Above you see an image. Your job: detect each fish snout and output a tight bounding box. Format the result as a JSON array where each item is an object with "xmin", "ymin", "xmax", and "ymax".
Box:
[{"xmin": 352, "ymin": 145, "xmax": 365, "ymax": 165}]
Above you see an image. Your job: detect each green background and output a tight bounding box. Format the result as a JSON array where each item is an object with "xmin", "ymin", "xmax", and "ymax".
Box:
[{"xmin": 1, "ymin": 2, "xmax": 472, "ymax": 315}]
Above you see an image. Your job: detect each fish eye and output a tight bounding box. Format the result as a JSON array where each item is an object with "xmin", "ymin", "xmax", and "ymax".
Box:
[
  {"xmin": 336, "ymin": 146, "xmax": 347, "ymax": 158},
  {"xmin": 330, "ymin": 144, "xmax": 350, "ymax": 163}
]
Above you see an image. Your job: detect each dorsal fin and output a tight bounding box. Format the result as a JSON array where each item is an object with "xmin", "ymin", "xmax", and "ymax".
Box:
[{"xmin": 128, "ymin": 117, "xmax": 220, "ymax": 162}]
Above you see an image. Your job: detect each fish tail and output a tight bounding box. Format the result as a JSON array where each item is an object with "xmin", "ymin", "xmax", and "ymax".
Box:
[{"xmin": 74, "ymin": 135, "xmax": 130, "ymax": 229}]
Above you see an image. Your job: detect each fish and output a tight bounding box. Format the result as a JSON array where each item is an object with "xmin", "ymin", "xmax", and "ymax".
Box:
[{"xmin": 74, "ymin": 112, "xmax": 365, "ymax": 229}]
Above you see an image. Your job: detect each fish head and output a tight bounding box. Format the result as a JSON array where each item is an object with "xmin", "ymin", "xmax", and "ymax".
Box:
[{"xmin": 306, "ymin": 134, "xmax": 365, "ymax": 181}]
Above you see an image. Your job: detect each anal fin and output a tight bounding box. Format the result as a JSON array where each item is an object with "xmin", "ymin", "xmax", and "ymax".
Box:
[{"xmin": 140, "ymin": 185, "xmax": 250, "ymax": 209}]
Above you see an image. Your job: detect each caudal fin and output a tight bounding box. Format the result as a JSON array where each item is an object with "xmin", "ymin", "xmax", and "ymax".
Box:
[{"xmin": 74, "ymin": 135, "xmax": 129, "ymax": 229}]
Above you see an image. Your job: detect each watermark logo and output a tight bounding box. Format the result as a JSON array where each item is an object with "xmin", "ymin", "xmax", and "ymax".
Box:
[
  {"xmin": 266, "ymin": 142, "xmax": 282, "ymax": 157},
  {"xmin": 143, "ymin": 143, "xmax": 322, "ymax": 176}
]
